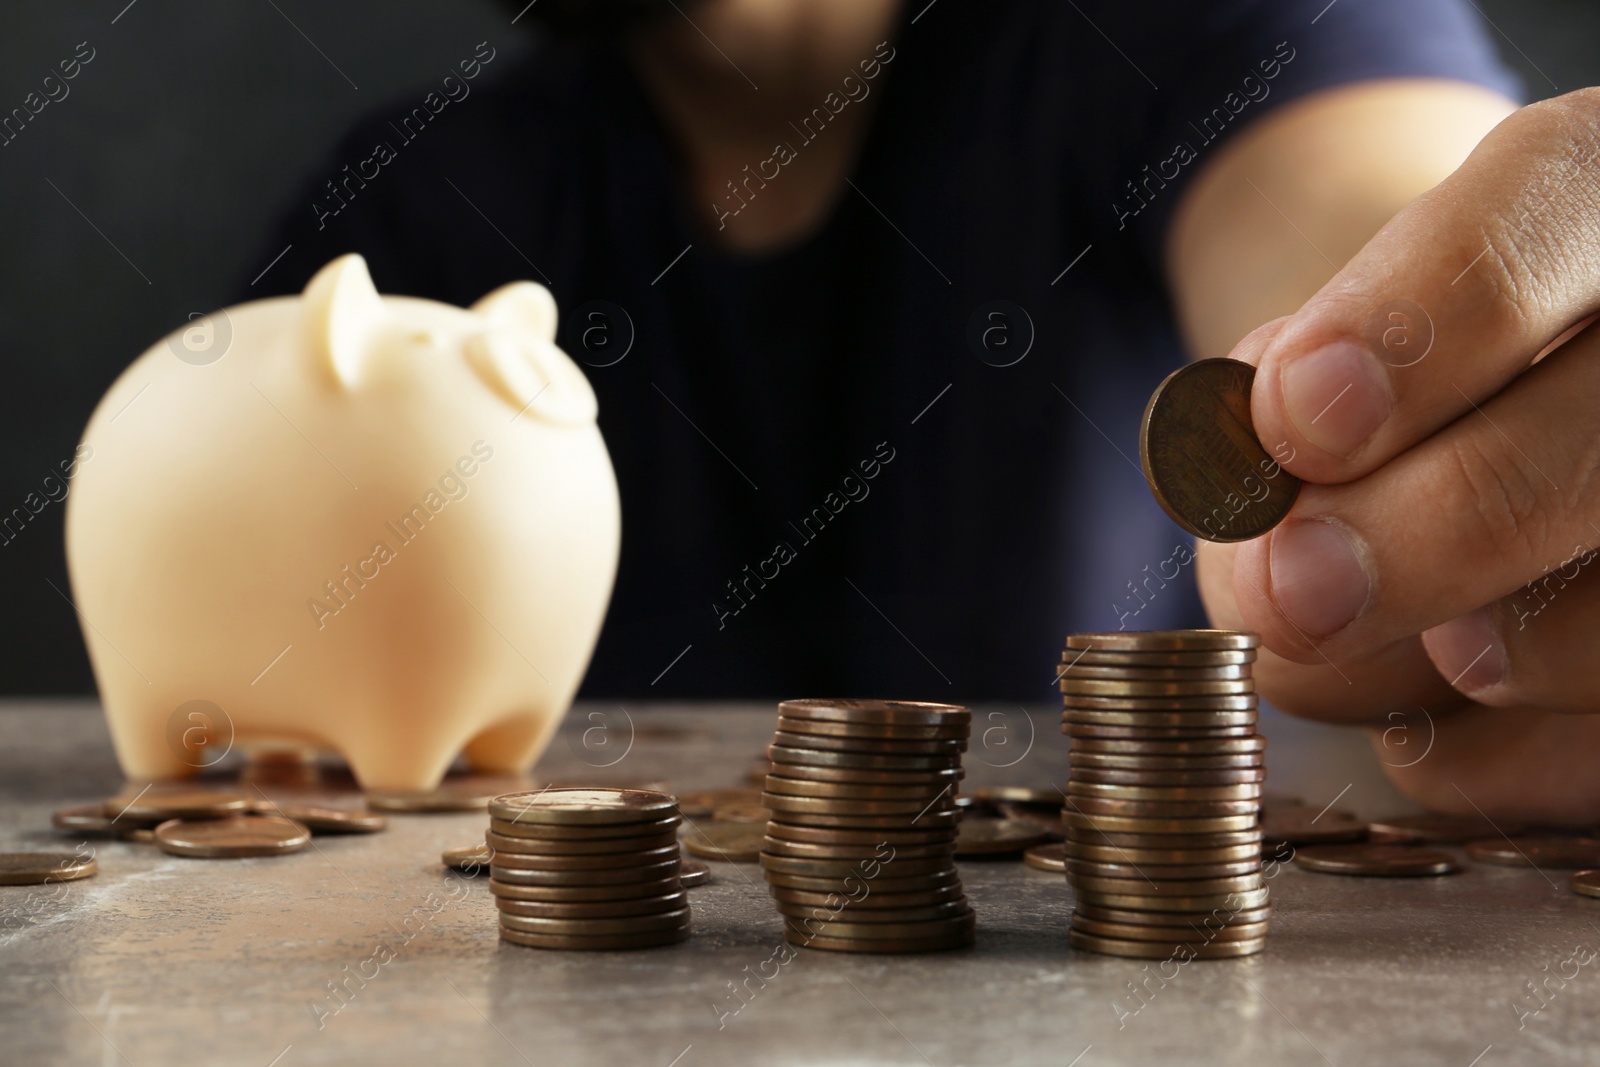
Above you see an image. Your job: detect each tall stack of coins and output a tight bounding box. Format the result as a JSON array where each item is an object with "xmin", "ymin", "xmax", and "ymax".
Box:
[
  {"xmin": 760, "ymin": 699, "xmax": 975, "ymax": 953},
  {"xmin": 486, "ymin": 788, "xmax": 691, "ymax": 950},
  {"xmin": 1059, "ymin": 631, "xmax": 1269, "ymax": 959}
]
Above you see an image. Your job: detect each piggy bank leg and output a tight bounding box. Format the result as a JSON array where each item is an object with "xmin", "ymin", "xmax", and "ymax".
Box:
[
  {"xmin": 105, "ymin": 700, "xmax": 204, "ymax": 782},
  {"xmin": 340, "ymin": 716, "xmax": 480, "ymax": 793},
  {"xmin": 461, "ymin": 711, "xmax": 554, "ymax": 776}
]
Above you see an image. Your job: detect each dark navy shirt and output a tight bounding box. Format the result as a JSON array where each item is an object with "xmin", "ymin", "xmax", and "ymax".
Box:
[{"xmin": 253, "ymin": 0, "xmax": 1519, "ymax": 700}]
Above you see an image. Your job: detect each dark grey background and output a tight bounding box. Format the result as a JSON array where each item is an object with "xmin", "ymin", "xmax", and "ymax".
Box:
[{"xmin": 0, "ymin": 0, "xmax": 1593, "ymax": 694}]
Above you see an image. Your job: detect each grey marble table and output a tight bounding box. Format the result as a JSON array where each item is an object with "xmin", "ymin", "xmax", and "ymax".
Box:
[{"xmin": 0, "ymin": 699, "xmax": 1593, "ymax": 1067}]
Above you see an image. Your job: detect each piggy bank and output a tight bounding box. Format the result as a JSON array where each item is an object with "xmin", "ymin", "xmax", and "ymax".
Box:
[{"xmin": 65, "ymin": 255, "xmax": 620, "ymax": 790}]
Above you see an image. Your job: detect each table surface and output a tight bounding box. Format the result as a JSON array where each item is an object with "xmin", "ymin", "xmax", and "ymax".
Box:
[{"xmin": 1, "ymin": 699, "xmax": 1594, "ymax": 1067}]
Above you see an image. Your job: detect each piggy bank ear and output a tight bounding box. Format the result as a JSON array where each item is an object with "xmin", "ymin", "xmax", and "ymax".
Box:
[
  {"xmin": 465, "ymin": 330, "xmax": 598, "ymax": 425},
  {"xmin": 472, "ymin": 282, "xmax": 558, "ymax": 343},
  {"xmin": 301, "ymin": 254, "xmax": 385, "ymax": 389}
]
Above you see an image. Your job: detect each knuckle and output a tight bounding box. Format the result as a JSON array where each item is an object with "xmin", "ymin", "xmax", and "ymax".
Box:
[{"xmin": 1446, "ymin": 433, "xmax": 1551, "ymax": 562}]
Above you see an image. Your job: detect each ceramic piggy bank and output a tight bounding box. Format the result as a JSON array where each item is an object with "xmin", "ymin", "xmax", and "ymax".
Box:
[{"xmin": 65, "ymin": 255, "xmax": 620, "ymax": 790}]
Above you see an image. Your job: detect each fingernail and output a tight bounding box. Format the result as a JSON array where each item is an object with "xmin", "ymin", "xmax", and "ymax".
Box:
[
  {"xmin": 1268, "ymin": 520, "xmax": 1371, "ymax": 637},
  {"xmin": 1423, "ymin": 606, "xmax": 1506, "ymax": 693},
  {"xmin": 1280, "ymin": 341, "xmax": 1393, "ymax": 456}
]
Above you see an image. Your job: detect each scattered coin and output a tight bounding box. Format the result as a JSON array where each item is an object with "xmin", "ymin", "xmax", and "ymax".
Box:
[
  {"xmin": 250, "ymin": 801, "xmax": 387, "ymax": 834},
  {"xmin": 954, "ymin": 817, "xmax": 1049, "ymax": 856},
  {"xmin": 1294, "ymin": 843, "xmax": 1458, "ymax": 877},
  {"xmin": 972, "ymin": 786, "xmax": 1061, "ymax": 807},
  {"xmin": 1465, "ymin": 837, "xmax": 1600, "ymax": 869},
  {"xmin": 996, "ymin": 802, "xmax": 1066, "ymax": 840},
  {"xmin": 52, "ymin": 804, "xmax": 119, "ymax": 836},
  {"xmin": 679, "ymin": 859, "xmax": 711, "ymax": 888},
  {"xmin": 685, "ymin": 821, "xmax": 764, "ymax": 863},
  {"xmin": 674, "ymin": 787, "xmax": 763, "ymax": 819},
  {"xmin": 369, "ymin": 775, "xmax": 533, "ymax": 813},
  {"xmin": 1260, "ymin": 806, "xmax": 1366, "ymax": 853},
  {"xmin": 107, "ymin": 790, "xmax": 251, "ymax": 826},
  {"xmin": 1024, "ymin": 843, "xmax": 1066, "ymax": 872},
  {"xmin": 1139, "ymin": 358, "xmax": 1301, "ymax": 542},
  {"xmin": 443, "ymin": 843, "xmax": 494, "ymax": 871},
  {"xmin": 0, "ymin": 851, "xmax": 98, "ymax": 885},
  {"xmin": 1569, "ymin": 870, "xmax": 1600, "ymax": 899},
  {"xmin": 153, "ymin": 815, "xmax": 310, "ymax": 858},
  {"xmin": 1367, "ymin": 813, "xmax": 1523, "ymax": 844}
]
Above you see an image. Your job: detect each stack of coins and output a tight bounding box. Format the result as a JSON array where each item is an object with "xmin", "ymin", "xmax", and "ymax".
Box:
[
  {"xmin": 1058, "ymin": 630, "xmax": 1269, "ymax": 959},
  {"xmin": 761, "ymin": 699, "xmax": 975, "ymax": 953},
  {"xmin": 486, "ymin": 787, "xmax": 691, "ymax": 950}
]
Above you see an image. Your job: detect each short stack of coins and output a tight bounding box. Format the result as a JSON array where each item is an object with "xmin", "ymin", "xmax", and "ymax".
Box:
[
  {"xmin": 761, "ymin": 699, "xmax": 976, "ymax": 953},
  {"xmin": 1058, "ymin": 630, "xmax": 1269, "ymax": 959},
  {"xmin": 486, "ymin": 787, "xmax": 691, "ymax": 950}
]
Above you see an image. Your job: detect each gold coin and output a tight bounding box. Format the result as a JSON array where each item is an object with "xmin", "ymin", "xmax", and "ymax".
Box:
[
  {"xmin": 487, "ymin": 787, "xmax": 677, "ymax": 825},
  {"xmin": 1066, "ymin": 858, "xmax": 1262, "ymax": 880},
  {"xmin": 778, "ymin": 699, "xmax": 971, "ymax": 727},
  {"xmin": 768, "ymin": 746, "xmax": 962, "ymax": 772},
  {"xmin": 762, "ymin": 869, "xmax": 961, "ymax": 894},
  {"xmin": 972, "ymin": 786, "xmax": 1059, "ymax": 807},
  {"xmin": 1067, "ymin": 828, "xmax": 1263, "ymax": 850},
  {"xmin": 775, "ymin": 716, "xmax": 970, "ymax": 741},
  {"xmin": 1069, "ymin": 873, "xmax": 1263, "ymax": 896},
  {"xmin": 1466, "ymin": 837, "xmax": 1600, "ymax": 869},
  {"xmin": 996, "ymin": 802, "xmax": 1066, "ymax": 841},
  {"xmin": 1065, "ymin": 797, "xmax": 1259, "ymax": 818},
  {"xmin": 119, "ymin": 828, "xmax": 156, "ymax": 843},
  {"xmin": 1139, "ymin": 358, "xmax": 1300, "ymax": 543},
  {"xmin": 763, "ymin": 776, "xmax": 952, "ymax": 801},
  {"xmin": 783, "ymin": 909, "xmax": 973, "ymax": 940},
  {"xmin": 1070, "ymin": 752, "xmax": 1264, "ymax": 771},
  {"xmin": 679, "ymin": 859, "xmax": 710, "ymax": 887},
  {"xmin": 1061, "ymin": 678, "xmax": 1256, "ymax": 697},
  {"xmin": 955, "ymin": 817, "xmax": 1050, "ymax": 856},
  {"xmin": 368, "ymin": 774, "xmax": 533, "ymax": 813},
  {"xmin": 766, "ymin": 764, "xmax": 965, "ymax": 786},
  {"xmin": 52, "ymin": 804, "xmax": 119, "ymax": 836},
  {"xmin": 496, "ymin": 891, "xmax": 688, "ymax": 918},
  {"xmin": 489, "ymin": 814, "xmax": 681, "ymax": 840},
  {"xmin": 762, "ymin": 809, "xmax": 961, "ymax": 830},
  {"xmin": 1071, "ymin": 736, "xmax": 1266, "ymax": 755},
  {"xmin": 1366, "ymin": 813, "xmax": 1522, "ymax": 844},
  {"xmin": 1062, "ymin": 649, "xmax": 1257, "ymax": 667},
  {"xmin": 1069, "ymin": 928, "xmax": 1266, "ymax": 958},
  {"xmin": 489, "ymin": 875, "xmax": 682, "ymax": 901},
  {"xmin": 765, "ymin": 821, "xmax": 957, "ymax": 846},
  {"xmin": 153, "ymin": 815, "xmax": 310, "ymax": 858},
  {"xmin": 684, "ymin": 821, "xmax": 765, "ymax": 862},
  {"xmin": 1074, "ymin": 886, "xmax": 1271, "ymax": 913},
  {"xmin": 770, "ymin": 884, "xmax": 967, "ymax": 909},
  {"xmin": 1063, "ymin": 708, "xmax": 1258, "ymax": 727},
  {"xmin": 1569, "ymin": 870, "xmax": 1600, "ymax": 899},
  {"xmin": 1066, "ymin": 723, "xmax": 1257, "ymax": 740},
  {"xmin": 1072, "ymin": 916, "xmax": 1269, "ymax": 943},
  {"xmin": 1294, "ymin": 843, "xmax": 1458, "ymax": 876},
  {"xmin": 776, "ymin": 899, "xmax": 971, "ymax": 925},
  {"xmin": 761, "ymin": 793, "xmax": 950, "ymax": 817},
  {"xmin": 711, "ymin": 803, "xmax": 768, "ymax": 823},
  {"xmin": 771, "ymin": 731, "xmax": 966, "ymax": 755},
  {"xmin": 1074, "ymin": 900, "xmax": 1272, "ymax": 927},
  {"xmin": 1069, "ymin": 768, "xmax": 1266, "ymax": 786},
  {"xmin": 0, "ymin": 851, "xmax": 97, "ymax": 885},
  {"xmin": 786, "ymin": 917, "xmax": 975, "ymax": 953},
  {"xmin": 489, "ymin": 844, "xmax": 681, "ymax": 871},
  {"xmin": 486, "ymin": 829, "xmax": 679, "ymax": 855},
  {"xmin": 107, "ymin": 790, "xmax": 250, "ymax": 825},
  {"xmin": 1063, "ymin": 810, "xmax": 1258, "ymax": 834},
  {"xmin": 1059, "ymin": 664, "xmax": 1253, "ymax": 681},
  {"xmin": 763, "ymin": 837, "xmax": 956, "ymax": 861},
  {"xmin": 1069, "ymin": 842, "xmax": 1261, "ymax": 865},
  {"xmin": 1024, "ymin": 843, "xmax": 1066, "ymax": 872},
  {"xmin": 442, "ymin": 843, "xmax": 494, "ymax": 871},
  {"xmin": 1066, "ymin": 630, "xmax": 1260, "ymax": 652},
  {"xmin": 673, "ymin": 787, "xmax": 762, "ymax": 819},
  {"xmin": 759, "ymin": 853, "xmax": 953, "ymax": 878},
  {"xmin": 497, "ymin": 925, "xmax": 690, "ymax": 950},
  {"xmin": 489, "ymin": 859, "xmax": 681, "ymax": 886},
  {"xmin": 1261, "ymin": 807, "xmax": 1366, "ymax": 850},
  {"xmin": 250, "ymin": 801, "xmax": 387, "ymax": 833},
  {"xmin": 499, "ymin": 906, "xmax": 691, "ymax": 936},
  {"xmin": 1067, "ymin": 782, "xmax": 1261, "ymax": 801}
]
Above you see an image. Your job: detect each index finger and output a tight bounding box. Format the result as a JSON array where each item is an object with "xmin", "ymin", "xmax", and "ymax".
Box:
[{"xmin": 1248, "ymin": 89, "xmax": 1600, "ymax": 484}]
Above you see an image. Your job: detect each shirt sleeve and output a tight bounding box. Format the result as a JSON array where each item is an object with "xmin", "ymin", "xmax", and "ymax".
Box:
[{"xmin": 1078, "ymin": 0, "xmax": 1525, "ymax": 271}]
